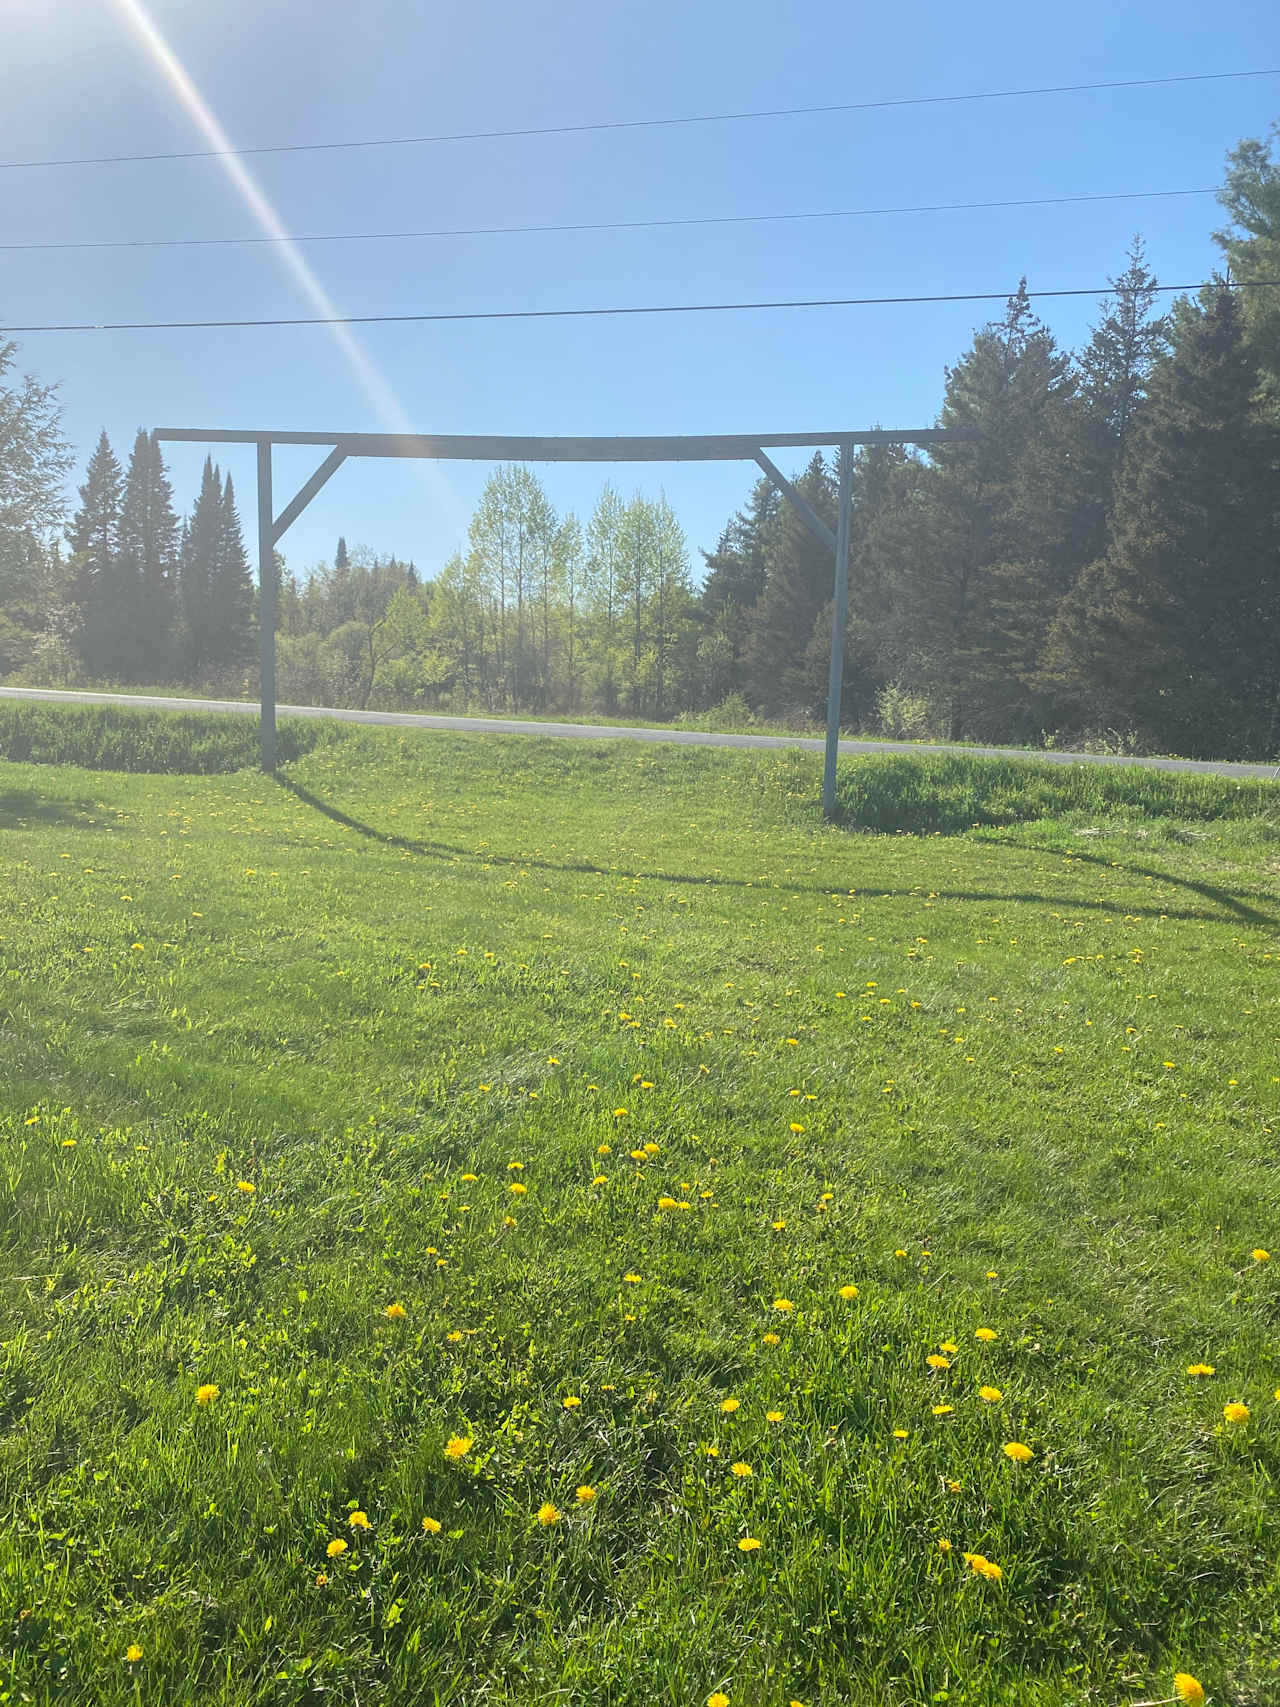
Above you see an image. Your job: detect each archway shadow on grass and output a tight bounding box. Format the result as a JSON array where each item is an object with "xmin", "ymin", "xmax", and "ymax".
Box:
[
  {"xmin": 0, "ymin": 790, "xmax": 109, "ymax": 832},
  {"xmin": 274, "ymin": 775, "xmax": 1280, "ymax": 934}
]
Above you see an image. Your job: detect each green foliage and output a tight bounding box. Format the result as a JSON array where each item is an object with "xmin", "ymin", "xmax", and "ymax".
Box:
[
  {"xmin": 829, "ymin": 750, "xmax": 1277, "ymax": 834},
  {"xmin": 0, "ymin": 729, "xmax": 1276, "ymax": 1704},
  {"xmin": 0, "ymin": 701, "xmax": 333, "ymax": 772},
  {"xmin": 1041, "ymin": 287, "xmax": 1280, "ymax": 757}
]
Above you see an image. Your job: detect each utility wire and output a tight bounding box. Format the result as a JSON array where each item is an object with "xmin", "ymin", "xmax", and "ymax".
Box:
[
  {"xmin": 0, "ymin": 186, "xmax": 1223, "ymax": 255},
  {"xmin": 4, "ymin": 279, "xmax": 1275, "ymax": 336},
  {"xmin": 1, "ymin": 68, "xmax": 1276, "ymax": 171}
]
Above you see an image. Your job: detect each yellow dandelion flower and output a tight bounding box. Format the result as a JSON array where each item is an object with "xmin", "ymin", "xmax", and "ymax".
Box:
[
  {"xmin": 575, "ymin": 1485, "xmax": 596, "ymax": 1504},
  {"xmin": 592, "ymin": 1175, "xmax": 608, "ymax": 1186},
  {"xmin": 730, "ymin": 1461, "xmax": 753, "ymax": 1478},
  {"xmin": 315, "ymin": 1572, "xmax": 327, "ymax": 1586},
  {"xmin": 789, "ymin": 1122, "xmax": 805, "ymax": 1133},
  {"xmin": 1003, "ymin": 1442, "xmax": 1034, "ymax": 1463},
  {"xmin": 384, "ymin": 1302, "xmax": 406, "ymax": 1320},
  {"xmin": 509, "ymin": 1182, "xmax": 527, "ymax": 1196},
  {"xmin": 422, "ymin": 1516, "xmax": 442, "ymax": 1533},
  {"xmin": 1223, "ymin": 1402, "xmax": 1250, "ymax": 1424},
  {"xmin": 643, "ymin": 1142, "xmax": 660, "ymax": 1156},
  {"xmin": 348, "ymin": 1510, "xmax": 371, "ymax": 1530},
  {"xmin": 460, "ymin": 1173, "xmax": 478, "ymax": 1183},
  {"xmin": 630, "ymin": 1148, "xmax": 648, "ymax": 1161},
  {"xmin": 839, "ymin": 1284, "xmax": 858, "ymax": 1300},
  {"xmin": 1252, "ymin": 1248, "xmax": 1270, "ymax": 1263},
  {"xmin": 773, "ymin": 1298, "xmax": 795, "ymax": 1312},
  {"xmin": 1173, "ymin": 1674, "xmax": 1205, "ymax": 1705},
  {"xmin": 926, "ymin": 1354, "xmax": 951, "ymax": 1370},
  {"xmin": 446, "ymin": 1330, "xmax": 464, "ymax": 1343},
  {"xmin": 597, "ymin": 1143, "xmax": 611, "ymax": 1155},
  {"xmin": 507, "ymin": 1160, "xmax": 524, "ymax": 1171},
  {"xmin": 761, "ymin": 1332, "xmax": 780, "ymax": 1345},
  {"xmin": 975, "ymin": 1327, "xmax": 997, "ymax": 1342},
  {"xmin": 978, "ymin": 1386, "xmax": 1003, "ymax": 1403},
  {"xmin": 932, "ymin": 1404, "xmax": 954, "ymax": 1416},
  {"xmin": 235, "ymin": 1180, "xmax": 256, "ymax": 1195},
  {"xmin": 720, "ymin": 1398, "xmax": 740, "ymax": 1413},
  {"xmin": 1187, "ymin": 1363, "xmax": 1215, "ymax": 1376},
  {"xmin": 772, "ymin": 1219, "xmax": 787, "ymax": 1231},
  {"xmin": 708, "ymin": 1694, "xmax": 730, "ymax": 1707},
  {"xmin": 894, "ymin": 1248, "xmax": 909, "ymax": 1259},
  {"xmin": 962, "ymin": 1552, "xmax": 1003, "ymax": 1581},
  {"xmin": 737, "ymin": 1536, "xmax": 762, "ymax": 1552},
  {"xmin": 444, "ymin": 1434, "xmax": 474, "ymax": 1460},
  {"xmin": 562, "ymin": 1396, "xmax": 582, "ymax": 1410},
  {"xmin": 613, "ymin": 1108, "xmax": 628, "ymax": 1117},
  {"xmin": 938, "ymin": 1340, "xmax": 958, "ymax": 1355},
  {"xmin": 766, "ymin": 1410, "xmax": 784, "ymax": 1423},
  {"xmin": 892, "ymin": 1428, "xmax": 909, "ymax": 1439},
  {"xmin": 937, "ymin": 1537, "xmax": 952, "ymax": 1552},
  {"xmin": 623, "ymin": 1273, "xmax": 642, "ymax": 1285},
  {"xmin": 536, "ymin": 1502, "xmax": 562, "ymax": 1526},
  {"xmin": 657, "ymin": 1196, "xmax": 678, "ymax": 1210},
  {"xmin": 326, "ymin": 1538, "xmax": 348, "ymax": 1557},
  {"xmin": 125, "ymin": 1644, "xmax": 144, "ymax": 1664},
  {"xmin": 195, "ymin": 1383, "xmax": 219, "ymax": 1406}
]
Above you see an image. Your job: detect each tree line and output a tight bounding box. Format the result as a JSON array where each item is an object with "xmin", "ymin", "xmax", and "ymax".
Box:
[{"xmin": 1, "ymin": 124, "xmax": 1278, "ymax": 757}]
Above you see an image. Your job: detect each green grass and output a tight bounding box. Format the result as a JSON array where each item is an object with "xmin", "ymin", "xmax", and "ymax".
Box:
[{"xmin": 1, "ymin": 719, "xmax": 1279, "ymax": 1706}]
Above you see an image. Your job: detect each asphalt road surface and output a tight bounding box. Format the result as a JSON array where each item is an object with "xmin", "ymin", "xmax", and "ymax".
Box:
[{"xmin": 2, "ymin": 685, "xmax": 1277, "ymax": 779}]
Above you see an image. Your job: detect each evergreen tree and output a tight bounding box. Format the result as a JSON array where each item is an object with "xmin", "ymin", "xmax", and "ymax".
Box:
[
  {"xmin": 335, "ymin": 535, "xmax": 349, "ymax": 571},
  {"xmin": 208, "ymin": 473, "xmax": 255, "ymax": 673},
  {"xmin": 867, "ymin": 284, "xmax": 1080, "ymax": 738},
  {"xmin": 699, "ymin": 475, "xmax": 776, "ymax": 704},
  {"xmin": 740, "ymin": 453, "xmax": 837, "ymax": 716},
  {"xmin": 118, "ymin": 428, "xmax": 179, "ymax": 677},
  {"xmin": 1041, "ymin": 286, "xmax": 1280, "ymax": 755},
  {"xmin": 68, "ymin": 430, "xmax": 127, "ymax": 675},
  {"xmin": 1069, "ymin": 239, "xmax": 1171, "ymax": 566},
  {"xmin": 178, "ymin": 458, "xmax": 222, "ymax": 677},
  {"xmin": 1215, "ymin": 124, "xmax": 1280, "ymax": 406}
]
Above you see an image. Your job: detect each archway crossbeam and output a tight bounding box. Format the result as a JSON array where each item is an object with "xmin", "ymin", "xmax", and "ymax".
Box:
[{"xmin": 154, "ymin": 425, "xmax": 964, "ymax": 816}]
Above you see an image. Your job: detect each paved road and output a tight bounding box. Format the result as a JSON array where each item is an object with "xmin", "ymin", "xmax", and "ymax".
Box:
[{"xmin": 3, "ymin": 685, "xmax": 1277, "ymax": 779}]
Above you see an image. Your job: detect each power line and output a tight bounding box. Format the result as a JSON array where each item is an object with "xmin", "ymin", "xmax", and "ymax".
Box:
[
  {"xmin": 2, "ymin": 68, "xmax": 1276, "ymax": 172},
  {"xmin": 0, "ymin": 186, "xmax": 1223, "ymax": 255},
  {"xmin": 4, "ymin": 279, "xmax": 1274, "ymax": 336}
]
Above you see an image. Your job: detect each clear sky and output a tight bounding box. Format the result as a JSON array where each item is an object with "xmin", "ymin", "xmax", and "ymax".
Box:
[{"xmin": 2, "ymin": 0, "xmax": 1277, "ymax": 582}]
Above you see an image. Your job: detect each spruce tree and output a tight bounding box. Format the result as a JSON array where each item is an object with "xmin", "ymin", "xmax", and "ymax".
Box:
[
  {"xmin": 872, "ymin": 283, "xmax": 1081, "ymax": 738},
  {"xmin": 178, "ymin": 458, "xmax": 222, "ymax": 677},
  {"xmin": 1070, "ymin": 239, "xmax": 1171, "ymax": 565},
  {"xmin": 118, "ymin": 429, "xmax": 179, "ymax": 678},
  {"xmin": 208, "ymin": 473, "xmax": 255, "ymax": 674},
  {"xmin": 68, "ymin": 430, "xmax": 127, "ymax": 676},
  {"xmin": 1215, "ymin": 125, "xmax": 1280, "ymax": 407},
  {"xmin": 1042, "ymin": 285, "xmax": 1279, "ymax": 755},
  {"xmin": 699, "ymin": 475, "xmax": 776, "ymax": 702},
  {"xmin": 740, "ymin": 453, "xmax": 836, "ymax": 715}
]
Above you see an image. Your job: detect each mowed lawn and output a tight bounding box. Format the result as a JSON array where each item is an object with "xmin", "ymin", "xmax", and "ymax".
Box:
[{"xmin": 1, "ymin": 727, "xmax": 1278, "ymax": 1707}]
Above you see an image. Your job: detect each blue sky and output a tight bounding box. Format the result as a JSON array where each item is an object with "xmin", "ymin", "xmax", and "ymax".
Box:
[{"xmin": 3, "ymin": 0, "xmax": 1278, "ymax": 582}]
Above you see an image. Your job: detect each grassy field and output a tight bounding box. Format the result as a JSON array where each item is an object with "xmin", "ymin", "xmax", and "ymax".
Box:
[{"xmin": 1, "ymin": 718, "xmax": 1278, "ymax": 1706}]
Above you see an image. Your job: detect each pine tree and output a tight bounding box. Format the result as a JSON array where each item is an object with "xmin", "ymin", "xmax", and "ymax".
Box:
[
  {"xmin": 1041, "ymin": 286, "xmax": 1280, "ymax": 755},
  {"xmin": 68, "ymin": 430, "xmax": 127, "ymax": 676},
  {"xmin": 871, "ymin": 283, "xmax": 1081, "ymax": 738},
  {"xmin": 118, "ymin": 429, "xmax": 179, "ymax": 677},
  {"xmin": 178, "ymin": 458, "xmax": 222, "ymax": 677},
  {"xmin": 740, "ymin": 453, "xmax": 837, "ymax": 715},
  {"xmin": 208, "ymin": 473, "xmax": 255, "ymax": 674},
  {"xmin": 699, "ymin": 475, "xmax": 776, "ymax": 703},
  {"xmin": 1215, "ymin": 125, "xmax": 1280, "ymax": 407},
  {"xmin": 1070, "ymin": 239, "xmax": 1171, "ymax": 565}
]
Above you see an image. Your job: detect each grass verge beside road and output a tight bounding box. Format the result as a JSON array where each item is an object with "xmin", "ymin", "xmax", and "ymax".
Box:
[{"xmin": 1, "ymin": 717, "xmax": 1278, "ymax": 1704}]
